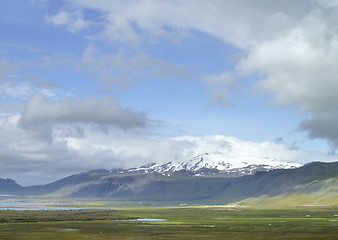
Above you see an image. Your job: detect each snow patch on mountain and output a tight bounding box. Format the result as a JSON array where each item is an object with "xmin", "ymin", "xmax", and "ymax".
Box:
[{"xmin": 125, "ymin": 152, "xmax": 302, "ymax": 175}]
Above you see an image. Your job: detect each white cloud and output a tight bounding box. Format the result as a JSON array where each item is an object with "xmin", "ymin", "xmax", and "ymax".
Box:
[
  {"xmin": 19, "ymin": 93, "xmax": 148, "ymax": 130},
  {"xmin": 45, "ymin": 10, "xmax": 89, "ymax": 33},
  {"xmin": 60, "ymin": 0, "xmax": 317, "ymax": 48},
  {"xmin": 0, "ymin": 114, "xmax": 89, "ymax": 185},
  {"xmin": 1, "ymin": 116, "xmax": 335, "ymax": 185},
  {"xmin": 238, "ymin": 6, "xmax": 338, "ymax": 148},
  {"xmin": 240, "ymin": 19, "xmax": 338, "ymax": 111}
]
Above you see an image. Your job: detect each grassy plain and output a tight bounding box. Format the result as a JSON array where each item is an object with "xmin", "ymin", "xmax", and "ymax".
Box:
[{"xmin": 0, "ymin": 205, "xmax": 337, "ymax": 239}]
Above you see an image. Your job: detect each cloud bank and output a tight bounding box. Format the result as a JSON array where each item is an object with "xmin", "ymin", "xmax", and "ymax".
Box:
[
  {"xmin": 1, "ymin": 114, "xmax": 334, "ymax": 186},
  {"xmin": 19, "ymin": 93, "xmax": 148, "ymax": 130}
]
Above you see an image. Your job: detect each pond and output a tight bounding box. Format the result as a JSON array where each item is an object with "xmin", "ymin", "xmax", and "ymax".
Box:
[{"xmin": 118, "ymin": 218, "xmax": 168, "ymax": 222}]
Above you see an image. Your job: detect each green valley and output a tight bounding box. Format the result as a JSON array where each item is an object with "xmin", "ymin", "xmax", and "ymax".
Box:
[{"xmin": 0, "ymin": 206, "xmax": 337, "ymax": 239}]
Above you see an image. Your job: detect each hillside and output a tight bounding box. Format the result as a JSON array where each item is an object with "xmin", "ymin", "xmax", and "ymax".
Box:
[
  {"xmin": 210, "ymin": 161, "xmax": 338, "ymax": 203},
  {"xmin": 239, "ymin": 177, "xmax": 338, "ymax": 207}
]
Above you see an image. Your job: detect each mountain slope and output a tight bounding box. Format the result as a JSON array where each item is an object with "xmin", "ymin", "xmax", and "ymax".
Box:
[
  {"xmin": 2, "ymin": 161, "xmax": 338, "ymax": 206},
  {"xmin": 208, "ymin": 161, "xmax": 338, "ymax": 203},
  {"xmin": 24, "ymin": 169, "xmax": 112, "ymax": 195},
  {"xmin": 240, "ymin": 177, "xmax": 338, "ymax": 207},
  {"xmin": 0, "ymin": 178, "xmax": 23, "ymax": 194},
  {"xmin": 69, "ymin": 173, "xmax": 233, "ymax": 201},
  {"xmin": 62, "ymin": 161, "xmax": 338, "ymax": 203}
]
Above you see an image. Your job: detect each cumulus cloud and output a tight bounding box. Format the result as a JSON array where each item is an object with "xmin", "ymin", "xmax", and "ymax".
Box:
[
  {"xmin": 237, "ymin": 4, "xmax": 338, "ymax": 148},
  {"xmin": 0, "ymin": 114, "xmax": 62, "ymax": 184},
  {"xmin": 19, "ymin": 93, "xmax": 148, "ymax": 130},
  {"xmin": 240, "ymin": 25, "xmax": 338, "ymax": 112},
  {"xmin": 300, "ymin": 112, "xmax": 338, "ymax": 149},
  {"xmin": 45, "ymin": 10, "xmax": 89, "ymax": 33}
]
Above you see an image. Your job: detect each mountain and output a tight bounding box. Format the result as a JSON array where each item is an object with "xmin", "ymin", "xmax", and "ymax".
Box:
[
  {"xmin": 2, "ymin": 161, "xmax": 338, "ymax": 206},
  {"xmin": 207, "ymin": 161, "xmax": 338, "ymax": 203},
  {"xmin": 23, "ymin": 169, "xmax": 113, "ymax": 196},
  {"xmin": 43, "ymin": 161, "xmax": 338, "ymax": 204},
  {"xmin": 121, "ymin": 152, "xmax": 301, "ymax": 175},
  {"xmin": 0, "ymin": 178, "xmax": 23, "ymax": 194}
]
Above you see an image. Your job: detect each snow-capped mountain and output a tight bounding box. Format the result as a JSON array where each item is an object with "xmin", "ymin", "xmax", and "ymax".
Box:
[{"xmin": 122, "ymin": 153, "xmax": 302, "ymax": 175}]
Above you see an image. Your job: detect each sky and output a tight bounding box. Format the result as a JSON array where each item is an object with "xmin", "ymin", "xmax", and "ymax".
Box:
[{"xmin": 1, "ymin": 0, "xmax": 338, "ymax": 186}]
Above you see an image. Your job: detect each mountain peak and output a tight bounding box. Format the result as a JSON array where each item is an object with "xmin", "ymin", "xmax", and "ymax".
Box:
[{"xmin": 122, "ymin": 152, "xmax": 302, "ymax": 175}]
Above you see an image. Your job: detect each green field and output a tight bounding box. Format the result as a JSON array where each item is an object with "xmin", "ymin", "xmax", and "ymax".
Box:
[{"xmin": 0, "ymin": 205, "xmax": 338, "ymax": 239}]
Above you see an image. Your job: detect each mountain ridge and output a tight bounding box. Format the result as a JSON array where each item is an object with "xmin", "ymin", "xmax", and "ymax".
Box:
[
  {"xmin": 120, "ymin": 152, "xmax": 302, "ymax": 176},
  {"xmin": 1, "ymin": 161, "xmax": 338, "ymax": 206}
]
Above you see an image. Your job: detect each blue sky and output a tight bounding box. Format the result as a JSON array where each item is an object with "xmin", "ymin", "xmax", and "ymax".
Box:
[{"xmin": 1, "ymin": 0, "xmax": 338, "ymax": 185}]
